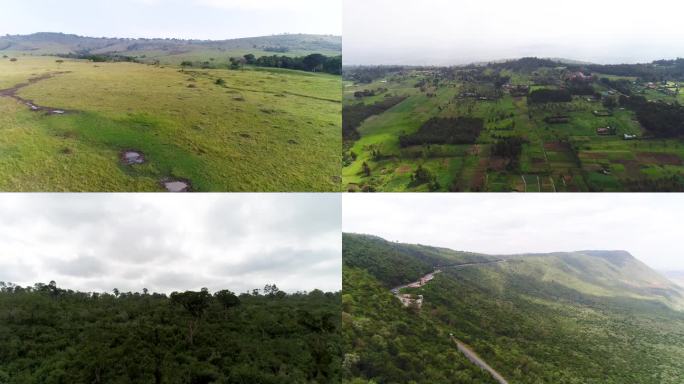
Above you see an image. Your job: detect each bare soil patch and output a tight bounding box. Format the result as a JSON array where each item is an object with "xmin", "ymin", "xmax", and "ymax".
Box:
[
  {"xmin": 395, "ymin": 165, "xmax": 412, "ymax": 175},
  {"xmin": 636, "ymin": 152, "xmax": 682, "ymax": 166},
  {"xmin": 120, "ymin": 150, "xmax": 145, "ymax": 165},
  {"xmin": 544, "ymin": 141, "xmax": 570, "ymax": 151},
  {"xmin": 488, "ymin": 157, "xmax": 509, "ymax": 171},
  {"xmin": 162, "ymin": 179, "xmax": 191, "ymax": 192}
]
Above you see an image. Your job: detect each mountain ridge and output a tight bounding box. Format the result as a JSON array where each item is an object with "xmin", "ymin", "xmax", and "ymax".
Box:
[{"xmin": 343, "ymin": 233, "xmax": 684, "ymax": 310}]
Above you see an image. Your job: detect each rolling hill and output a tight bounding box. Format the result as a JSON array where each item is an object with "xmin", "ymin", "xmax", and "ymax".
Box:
[
  {"xmin": 342, "ymin": 233, "xmax": 496, "ymax": 287},
  {"xmin": 343, "ymin": 233, "xmax": 684, "ymax": 383},
  {"xmin": 662, "ymin": 270, "xmax": 684, "ymax": 288},
  {"xmin": 0, "ymin": 32, "xmax": 342, "ymax": 54},
  {"xmin": 0, "ymin": 32, "xmax": 342, "ymax": 64}
]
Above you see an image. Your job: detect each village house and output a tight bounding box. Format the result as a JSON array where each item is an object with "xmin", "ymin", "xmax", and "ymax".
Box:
[
  {"xmin": 596, "ymin": 126, "xmax": 615, "ymax": 136},
  {"xmin": 566, "ymin": 71, "xmax": 594, "ymax": 82},
  {"xmin": 397, "ymin": 294, "xmax": 424, "ymax": 309}
]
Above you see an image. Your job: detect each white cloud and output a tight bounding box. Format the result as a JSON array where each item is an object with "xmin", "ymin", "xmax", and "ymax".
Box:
[
  {"xmin": 0, "ymin": 194, "xmax": 341, "ymax": 294},
  {"xmin": 0, "ymin": 0, "xmax": 341, "ymax": 40},
  {"xmin": 196, "ymin": 0, "xmax": 334, "ymax": 11},
  {"xmin": 344, "ymin": 0, "xmax": 684, "ymax": 65},
  {"xmin": 343, "ymin": 194, "xmax": 684, "ymax": 271}
]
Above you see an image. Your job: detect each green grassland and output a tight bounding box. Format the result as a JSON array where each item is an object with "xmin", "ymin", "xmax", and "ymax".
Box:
[
  {"xmin": 343, "ymin": 65, "xmax": 684, "ymax": 192},
  {"xmin": 0, "ymin": 55, "xmax": 341, "ymax": 191},
  {"xmin": 343, "ymin": 233, "xmax": 684, "ymax": 384}
]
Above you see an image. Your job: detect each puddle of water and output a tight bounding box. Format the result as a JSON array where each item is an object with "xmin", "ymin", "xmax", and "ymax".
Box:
[
  {"xmin": 164, "ymin": 180, "xmax": 190, "ymax": 192},
  {"xmin": 51, "ymin": 110, "xmax": 65, "ymax": 115},
  {"xmin": 122, "ymin": 151, "xmax": 145, "ymax": 165}
]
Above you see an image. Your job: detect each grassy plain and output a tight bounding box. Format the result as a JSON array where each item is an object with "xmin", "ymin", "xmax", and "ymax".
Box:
[{"xmin": 0, "ymin": 56, "xmax": 341, "ymax": 191}]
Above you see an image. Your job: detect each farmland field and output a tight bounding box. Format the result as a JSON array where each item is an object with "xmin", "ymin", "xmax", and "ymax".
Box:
[
  {"xmin": 343, "ymin": 59, "xmax": 684, "ymax": 192},
  {"xmin": 0, "ymin": 34, "xmax": 341, "ymax": 192}
]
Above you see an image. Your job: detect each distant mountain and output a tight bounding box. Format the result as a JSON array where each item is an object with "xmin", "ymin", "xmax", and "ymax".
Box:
[
  {"xmin": 0, "ymin": 32, "xmax": 341, "ymax": 57},
  {"xmin": 498, "ymin": 250, "xmax": 684, "ymax": 310},
  {"xmin": 663, "ymin": 270, "xmax": 684, "ymax": 288},
  {"xmin": 547, "ymin": 57, "xmax": 596, "ymax": 65},
  {"xmin": 343, "ymin": 233, "xmax": 684, "ymax": 384}
]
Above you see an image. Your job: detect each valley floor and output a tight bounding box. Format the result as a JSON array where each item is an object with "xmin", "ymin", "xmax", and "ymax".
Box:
[{"xmin": 343, "ymin": 69, "xmax": 684, "ymax": 192}]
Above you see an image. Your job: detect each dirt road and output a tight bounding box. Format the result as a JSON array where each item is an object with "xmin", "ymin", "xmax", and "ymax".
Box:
[
  {"xmin": 391, "ymin": 259, "xmax": 505, "ymax": 293},
  {"xmin": 451, "ymin": 336, "xmax": 510, "ymax": 384},
  {"xmin": 388, "ymin": 261, "xmax": 511, "ymax": 384},
  {"xmin": 0, "ymin": 72, "xmax": 72, "ymax": 113}
]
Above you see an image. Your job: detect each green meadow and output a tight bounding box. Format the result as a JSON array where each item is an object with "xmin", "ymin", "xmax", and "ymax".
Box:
[{"xmin": 0, "ymin": 55, "xmax": 341, "ymax": 191}]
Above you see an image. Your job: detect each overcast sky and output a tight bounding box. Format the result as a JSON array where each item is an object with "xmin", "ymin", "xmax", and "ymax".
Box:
[
  {"xmin": 0, "ymin": 0, "xmax": 341, "ymax": 39},
  {"xmin": 0, "ymin": 194, "xmax": 341, "ymax": 294},
  {"xmin": 343, "ymin": 194, "xmax": 684, "ymax": 271},
  {"xmin": 344, "ymin": 0, "xmax": 684, "ymax": 65}
]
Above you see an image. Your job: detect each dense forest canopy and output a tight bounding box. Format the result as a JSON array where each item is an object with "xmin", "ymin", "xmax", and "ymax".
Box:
[
  {"xmin": 342, "ymin": 233, "xmax": 493, "ymax": 287},
  {"xmin": 0, "ymin": 281, "xmax": 341, "ymax": 384}
]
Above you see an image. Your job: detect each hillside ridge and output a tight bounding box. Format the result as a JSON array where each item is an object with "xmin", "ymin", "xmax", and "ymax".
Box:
[{"xmin": 0, "ymin": 32, "xmax": 342, "ymax": 55}]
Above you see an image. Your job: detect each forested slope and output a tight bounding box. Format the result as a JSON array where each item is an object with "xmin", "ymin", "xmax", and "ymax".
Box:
[
  {"xmin": 342, "ymin": 268, "xmax": 497, "ymax": 384},
  {"xmin": 342, "ymin": 233, "xmax": 493, "ymax": 287},
  {"xmin": 343, "ymin": 234, "xmax": 684, "ymax": 383}
]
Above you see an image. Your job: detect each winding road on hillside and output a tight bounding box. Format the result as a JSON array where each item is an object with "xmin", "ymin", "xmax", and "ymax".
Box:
[
  {"xmin": 390, "ymin": 259, "xmax": 506, "ymax": 293},
  {"xmin": 451, "ymin": 336, "xmax": 510, "ymax": 384},
  {"xmin": 391, "ymin": 259, "xmax": 511, "ymax": 384}
]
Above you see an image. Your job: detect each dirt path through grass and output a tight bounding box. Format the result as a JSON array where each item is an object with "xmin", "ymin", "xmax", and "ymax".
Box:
[{"xmin": 0, "ymin": 72, "xmax": 73, "ymax": 113}]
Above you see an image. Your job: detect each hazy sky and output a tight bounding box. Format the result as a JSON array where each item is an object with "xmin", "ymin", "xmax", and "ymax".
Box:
[
  {"xmin": 0, "ymin": 0, "xmax": 341, "ymax": 39},
  {"xmin": 343, "ymin": 194, "xmax": 684, "ymax": 271},
  {"xmin": 0, "ymin": 194, "xmax": 341, "ymax": 294},
  {"xmin": 344, "ymin": 0, "xmax": 684, "ymax": 65}
]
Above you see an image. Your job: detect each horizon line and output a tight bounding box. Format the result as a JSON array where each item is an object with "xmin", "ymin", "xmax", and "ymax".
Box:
[{"xmin": 1, "ymin": 31, "xmax": 342, "ymax": 42}]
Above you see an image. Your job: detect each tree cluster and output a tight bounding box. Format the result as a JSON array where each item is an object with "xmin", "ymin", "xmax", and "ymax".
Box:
[
  {"xmin": 528, "ymin": 89, "xmax": 572, "ymax": 103},
  {"xmin": 343, "ymin": 96, "xmax": 407, "ymax": 141},
  {"xmin": 399, "ymin": 117, "xmax": 484, "ymax": 147},
  {"xmin": 619, "ymin": 95, "xmax": 684, "ymax": 137},
  {"xmin": 251, "ymin": 54, "xmax": 341, "ymax": 75}
]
